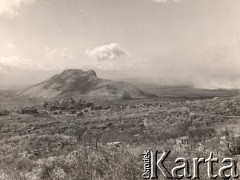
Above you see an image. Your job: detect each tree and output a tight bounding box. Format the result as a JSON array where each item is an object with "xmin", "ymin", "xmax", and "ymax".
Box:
[
  {"xmin": 120, "ymin": 91, "xmax": 132, "ymax": 100},
  {"xmin": 43, "ymin": 101, "xmax": 48, "ymax": 109}
]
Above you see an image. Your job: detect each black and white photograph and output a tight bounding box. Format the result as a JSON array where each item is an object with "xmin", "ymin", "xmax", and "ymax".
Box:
[{"xmin": 0, "ymin": 0, "xmax": 240, "ymax": 179}]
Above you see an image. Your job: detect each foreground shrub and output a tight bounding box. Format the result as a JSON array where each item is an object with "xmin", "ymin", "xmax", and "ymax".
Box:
[{"xmin": 0, "ymin": 146, "xmax": 141, "ymax": 180}]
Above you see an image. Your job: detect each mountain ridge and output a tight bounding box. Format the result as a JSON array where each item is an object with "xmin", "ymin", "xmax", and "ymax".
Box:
[{"xmin": 20, "ymin": 69, "xmax": 155, "ymax": 99}]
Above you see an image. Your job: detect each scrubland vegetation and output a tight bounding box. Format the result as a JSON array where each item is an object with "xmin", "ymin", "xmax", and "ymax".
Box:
[{"xmin": 1, "ymin": 89, "xmax": 240, "ymax": 179}]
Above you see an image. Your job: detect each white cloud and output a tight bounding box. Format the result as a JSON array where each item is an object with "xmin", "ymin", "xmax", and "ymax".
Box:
[
  {"xmin": 44, "ymin": 47, "xmax": 75, "ymax": 60},
  {"xmin": 85, "ymin": 43, "xmax": 127, "ymax": 61},
  {"xmin": 0, "ymin": 0, "xmax": 35, "ymax": 17},
  {"xmin": 153, "ymin": 0, "xmax": 183, "ymax": 3},
  {"xmin": 0, "ymin": 55, "xmax": 51, "ymax": 71},
  {"xmin": 0, "ymin": 55, "xmax": 58, "ymax": 86},
  {"xmin": 5, "ymin": 42, "xmax": 16, "ymax": 49}
]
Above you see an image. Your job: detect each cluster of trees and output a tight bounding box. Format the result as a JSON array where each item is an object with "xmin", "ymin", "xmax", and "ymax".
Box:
[{"xmin": 43, "ymin": 98, "xmax": 94, "ymax": 111}]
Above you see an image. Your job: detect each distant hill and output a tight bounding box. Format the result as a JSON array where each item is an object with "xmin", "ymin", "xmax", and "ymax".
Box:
[
  {"xmin": 135, "ymin": 84, "xmax": 240, "ymax": 100},
  {"xmin": 19, "ymin": 69, "xmax": 155, "ymax": 99}
]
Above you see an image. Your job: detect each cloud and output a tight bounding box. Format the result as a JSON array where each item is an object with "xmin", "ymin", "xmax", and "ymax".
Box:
[
  {"xmin": 153, "ymin": 0, "xmax": 183, "ymax": 3},
  {"xmin": 0, "ymin": 55, "xmax": 50, "ymax": 71},
  {"xmin": 5, "ymin": 42, "xmax": 16, "ymax": 49},
  {"xmin": 44, "ymin": 47, "xmax": 75, "ymax": 60},
  {"xmin": 0, "ymin": 0, "xmax": 35, "ymax": 17},
  {"xmin": 0, "ymin": 55, "xmax": 58, "ymax": 85},
  {"xmin": 85, "ymin": 43, "xmax": 127, "ymax": 61}
]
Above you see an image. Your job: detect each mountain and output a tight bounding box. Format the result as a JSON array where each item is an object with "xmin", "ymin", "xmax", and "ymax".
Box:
[{"xmin": 20, "ymin": 69, "xmax": 155, "ymax": 99}]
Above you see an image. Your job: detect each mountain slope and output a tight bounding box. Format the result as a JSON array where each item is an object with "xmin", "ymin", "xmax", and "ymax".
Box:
[{"xmin": 20, "ymin": 69, "xmax": 154, "ymax": 99}]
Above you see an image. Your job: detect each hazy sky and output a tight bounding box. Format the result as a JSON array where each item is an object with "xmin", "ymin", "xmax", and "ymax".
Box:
[{"xmin": 0, "ymin": 0, "xmax": 240, "ymax": 88}]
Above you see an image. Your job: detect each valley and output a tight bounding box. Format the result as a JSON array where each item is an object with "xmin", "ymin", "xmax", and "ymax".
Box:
[{"xmin": 0, "ymin": 82, "xmax": 240, "ymax": 179}]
